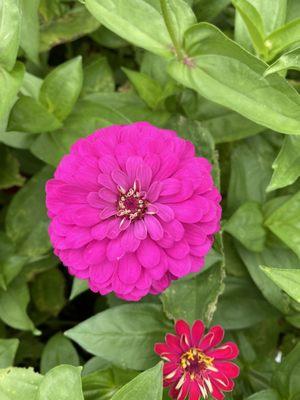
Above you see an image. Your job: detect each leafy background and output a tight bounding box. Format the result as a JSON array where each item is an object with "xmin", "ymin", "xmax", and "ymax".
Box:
[{"xmin": 0, "ymin": 0, "xmax": 300, "ymax": 399}]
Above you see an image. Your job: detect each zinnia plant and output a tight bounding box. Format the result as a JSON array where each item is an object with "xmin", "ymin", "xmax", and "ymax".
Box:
[
  {"xmin": 155, "ymin": 320, "xmax": 239, "ymax": 400},
  {"xmin": 46, "ymin": 122, "xmax": 221, "ymax": 300}
]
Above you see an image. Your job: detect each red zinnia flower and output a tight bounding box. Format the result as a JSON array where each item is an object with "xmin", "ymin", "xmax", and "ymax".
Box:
[{"xmin": 155, "ymin": 320, "xmax": 239, "ymax": 400}]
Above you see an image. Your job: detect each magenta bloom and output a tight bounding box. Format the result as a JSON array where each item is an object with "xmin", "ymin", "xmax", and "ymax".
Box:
[
  {"xmin": 155, "ymin": 320, "xmax": 240, "ymax": 400},
  {"xmin": 46, "ymin": 122, "xmax": 221, "ymax": 301}
]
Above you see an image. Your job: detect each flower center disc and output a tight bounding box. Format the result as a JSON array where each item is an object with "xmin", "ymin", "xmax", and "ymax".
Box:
[
  {"xmin": 181, "ymin": 348, "xmax": 214, "ymax": 377},
  {"xmin": 117, "ymin": 184, "xmax": 148, "ymax": 220}
]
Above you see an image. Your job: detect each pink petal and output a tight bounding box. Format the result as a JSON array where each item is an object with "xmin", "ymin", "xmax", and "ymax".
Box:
[
  {"xmin": 144, "ymin": 215, "xmax": 163, "ymax": 241},
  {"xmin": 134, "ymin": 219, "xmax": 147, "ymax": 240},
  {"xmin": 118, "ymin": 253, "xmax": 141, "ymax": 284},
  {"xmin": 137, "ymin": 238, "xmax": 161, "ymax": 268}
]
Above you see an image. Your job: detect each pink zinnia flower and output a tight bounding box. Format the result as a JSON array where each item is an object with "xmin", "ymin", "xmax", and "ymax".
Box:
[
  {"xmin": 46, "ymin": 122, "xmax": 221, "ymax": 301},
  {"xmin": 155, "ymin": 320, "xmax": 240, "ymax": 400}
]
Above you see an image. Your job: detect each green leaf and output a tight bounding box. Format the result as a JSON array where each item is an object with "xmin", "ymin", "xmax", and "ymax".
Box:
[
  {"xmin": 111, "ymin": 363, "xmax": 163, "ymax": 400},
  {"xmin": 39, "ymin": 57, "xmax": 83, "ymax": 121},
  {"xmin": 82, "ymin": 57, "xmax": 114, "ymax": 96},
  {"xmin": 261, "ymin": 266, "xmax": 300, "ymax": 303},
  {"xmin": 0, "ymin": 339, "xmax": 19, "ymax": 368},
  {"xmin": 31, "ymin": 269, "xmax": 66, "ymax": 316},
  {"xmin": 65, "ymin": 304, "xmax": 169, "ymax": 370},
  {"xmin": 36, "ymin": 365, "xmax": 84, "ymax": 400},
  {"xmin": 0, "ymin": 0, "xmax": 21, "ymax": 70},
  {"xmin": 265, "ymin": 191, "xmax": 300, "ymax": 258},
  {"xmin": 245, "ymin": 389, "xmax": 280, "ymax": 400},
  {"xmin": 0, "ymin": 367, "xmax": 43, "ymax": 400},
  {"xmin": 272, "ymin": 343, "xmax": 300, "ymax": 399},
  {"xmin": 0, "ymin": 145, "xmax": 24, "ymax": 189},
  {"xmin": 212, "ymin": 276, "xmax": 278, "ymax": 329},
  {"xmin": 0, "ymin": 276, "xmax": 36, "ymax": 332},
  {"xmin": 161, "ymin": 263, "xmax": 224, "ymax": 325},
  {"xmin": 237, "ymin": 243, "xmax": 300, "ymax": 314},
  {"xmin": 267, "ymin": 135, "xmax": 300, "ymax": 191},
  {"xmin": 85, "ymin": 0, "xmax": 172, "ymax": 57},
  {"xmin": 40, "ymin": 5, "xmax": 100, "ymax": 52},
  {"xmin": 70, "ymin": 278, "xmax": 89, "ymax": 300},
  {"xmin": 168, "ymin": 23, "xmax": 300, "ymax": 135},
  {"xmin": 41, "ymin": 333, "xmax": 79, "ymax": 374},
  {"xmin": 227, "ymin": 136, "xmax": 274, "ymax": 213},
  {"xmin": 159, "ymin": 0, "xmax": 196, "ymax": 54},
  {"xmin": 8, "ymin": 96, "xmax": 62, "ymax": 134},
  {"xmin": 5, "ymin": 166, "xmax": 54, "ymax": 260},
  {"xmin": 82, "ymin": 367, "xmax": 138, "ymax": 400},
  {"xmin": 123, "ymin": 68, "xmax": 164, "ymax": 109},
  {"xmin": 265, "ymin": 18, "xmax": 300, "ymax": 61},
  {"xmin": 20, "ymin": 0, "xmax": 40, "ymax": 64},
  {"xmin": 265, "ymin": 47, "xmax": 300, "ymax": 76},
  {"xmin": 224, "ymin": 202, "xmax": 266, "ymax": 252},
  {"xmin": 0, "ymin": 63, "xmax": 25, "ymax": 133},
  {"xmin": 232, "ymin": 0, "xmax": 267, "ymax": 58}
]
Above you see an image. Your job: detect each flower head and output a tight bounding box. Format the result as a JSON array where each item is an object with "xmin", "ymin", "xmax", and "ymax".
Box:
[
  {"xmin": 155, "ymin": 320, "xmax": 239, "ymax": 400},
  {"xmin": 46, "ymin": 122, "xmax": 221, "ymax": 301}
]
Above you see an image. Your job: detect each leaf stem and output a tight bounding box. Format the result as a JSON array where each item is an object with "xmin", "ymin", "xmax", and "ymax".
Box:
[{"xmin": 159, "ymin": 0, "xmax": 183, "ymax": 59}]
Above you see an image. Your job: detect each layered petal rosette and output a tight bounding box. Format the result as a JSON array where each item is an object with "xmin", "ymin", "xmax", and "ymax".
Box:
[
  {"xmin": 155, "ymin": 320, "xmax": 240, "ymax": 400},
  {"xmin": 46, "ymin": 122, "xmax": 221, "ymax": 300}
]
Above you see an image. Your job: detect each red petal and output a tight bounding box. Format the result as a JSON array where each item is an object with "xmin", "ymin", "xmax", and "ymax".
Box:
[{"xmin": 191, "ymin": 320, "xmax": 205, "ymax": 346}]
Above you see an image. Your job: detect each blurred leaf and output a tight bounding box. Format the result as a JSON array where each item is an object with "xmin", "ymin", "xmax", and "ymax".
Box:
[
  {"xmin": 265, "ymin": 47, "xmax": 300, "ymax": 76},
  {"xmin": 5, "ymin": 166, "xmax": 54, "ymax": 259},
  {"xmin": 212, "ymin": 276, "xmax": 278, "ymax": 329},
  {"xmin": 0, "ymin": 63, "xmax": 25, "ymax": 133},
  {"xmin": 245, "ymin": 389, "xmax": 280, "ymax": 400},
  {"xmin": 0, "ymin": 338, "xmax": 19, "ymax": 368},
  {"xmin": 224, "ymin": 202, "xmax": 266, "ymax": 252},
  {"xmin": 40, "ymin": 5, "xmax": 100, "ymax": 52},
  {"xmin": 0, "ymin": 131, "xmax": 35, "ymax": 150},
  {"xmin": 8, "ymin": 96, "xmax": 62, "ymax": 134},
  {"xmin": 123, "ymin": 68, "xmax": 164, "ymax": 109},
  {"xmin": 31, "ymin": 269, "xmax": 66, "ymax": 316},
  {"xmin": 194, "ymin": 0, "xmax": 231, "ymax": 21},
  {"xmin": 267, "ymin": 135, "xmax": 300, "ymax": 191},
  {"xmin": 227, "ymin": 136, "xmax": 274, "ymax": 213},
  {"xmin": 0, "ymin": 0, "xmax": 21, "ymax": 70},
  {"xmin": 82, "ymin": 367, "xmax": 138, "ymax": 400},
  {"xmin": 70, "ymin": 278, "xmax": 89, "ymax": 300},
  {"xmin": 0, "ymin": 367, "xmax": 43, "ymax": 399},
  {"xmin": 65, "ymin": 304, "xmax": 169, "ymax": 370},
  {"xmin": 232, "ymin": 0, "xmax": 267, "ymax": 58},
  {"xmin": 0, "ymin": 145, "xmax": 24, "ymax": 189},
  {"xmin": 265, "ymin": 191, "xmax": 300, "ymax": 258},
  {"xmin": 0, "ymin": 276, "xmax": 36, "ymax": 332},
  {"xmin": 261, "ymin": 266, "xmax": 300, "ymax": 303},
  {"xmin": 237, "ymin": 243, "xmax": 299, "ymax": 314},
  {"xmin": 111, "ymin": 363, "xmax": 163, "ymax": 400},
  {"xmin": 20, "ymin": 0, "xmax": 40, "ymax": 64},
  {"xmin": 36, "ymin": 365, "xmax": 84, "ymax": 400},
  {"xmin": 272, "ymin": 343, "xmax": 300, "ymax": 399},
  {"xmin": 168, "ymin": 23, "xmax": 300, "ymax": 135},
  {"xmin": 82, "ymin": 57, "xmax": 114, "ymax": 96},
  {"xmin": 266, "ymin": 18, "xmax": 300, "ymax": 61},
  {"xmin": 161, "ymin": 263, "xmax": 225, "ymax": 325},
  {"xmin": 41, "ymin": 333, "xmax": 79, "ymax": 374},
  {"xmin": 39, "ymin": 57, "xmax": 83, "ymax": 121},
  {"xmin": 0, "ymin": 232, "xmax": 27, "ymax": 289},
  {"xmin": 85, "ymin": 0, "xmax": 172, "ymax": 57}
]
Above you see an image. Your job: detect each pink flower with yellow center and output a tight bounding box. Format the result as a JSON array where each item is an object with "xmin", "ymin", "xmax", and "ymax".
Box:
[
  {"xmin": 46, "ymin": 122, "xmax": 221, "ymax": 301},
  {"xmin": 155, "ymin": 320, "xmax": 239, "ymax": 400}
]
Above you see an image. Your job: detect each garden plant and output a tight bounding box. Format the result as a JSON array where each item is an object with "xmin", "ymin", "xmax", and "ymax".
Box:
[{"xmin": 0, "ymin": 0, "xmax": 300, "ymax": 399}]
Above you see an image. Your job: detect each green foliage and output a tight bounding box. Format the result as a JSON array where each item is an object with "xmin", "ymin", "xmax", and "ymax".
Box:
[{"xmin": 0, "ymin": 1, "xmax": 300, "ymax": 399}]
